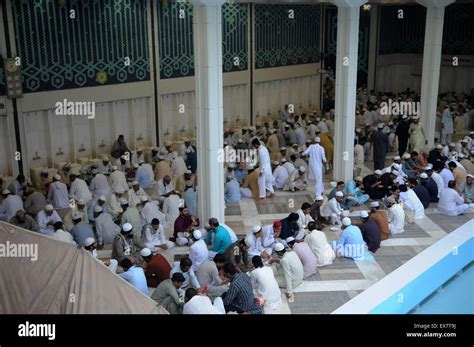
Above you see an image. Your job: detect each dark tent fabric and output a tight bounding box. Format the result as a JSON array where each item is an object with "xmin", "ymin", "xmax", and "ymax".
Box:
[{"xmin": 0, "ymin": 222, "xmax": 168, "ymax": 314}]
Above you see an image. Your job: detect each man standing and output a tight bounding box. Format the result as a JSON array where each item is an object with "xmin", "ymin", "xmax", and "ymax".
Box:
[
  {"xmin": 252, "ymin": 139, "xmax": 274, "ymax": 200},
  {"xmin": 396, "ymin": 115, "xmax": 410, "ymax": 156},
  {"xmin": 371, "ymin": 123, "xmax": 389, "ymax": 170},
  {"xmin": 441, "ymin": 105, "xmax": 453, "ymax": 145},
  {"xmin": 302, "ymin": 137, "xmax": 327, "ymax": 196},
  {"xmin": 111, "ymin": 134, "xmax": 131, "ymax": 159}
]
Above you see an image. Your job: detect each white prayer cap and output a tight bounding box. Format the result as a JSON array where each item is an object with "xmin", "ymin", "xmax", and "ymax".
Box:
[
  {"xmin": 72, "ymin": 212, "xmax": 82, "ymax": 221},
  {"xmin": 386, "ymin": 196, "xmax": 397, "ymax": 204},
  {"xmin": 370, "ymin": 201, "xmax": 380, "ymax": 208},
  {"xmin": 45, "ymin": 204, "xmax": 54, "ymax": 211},
  {"xmin": 360, "ymin": 210, "xmax": 369, "ymax": 218},
  {"xmin": 299, "ymin": 166, "xmax": 306, "ymax": 172},
  {"xmin": 138, "ymin": 158, "xmax": 145, "ymax": 164},
  {"xmin": 94, "ymin": 205, "xmax": 103, "ymax": 213},
  {"xmin": 164, "ymin": 141, "xmax": 172, "ymax": 146},
  {"xmin": 133, "ymin": 163, "xmax": 139, "ymax": 168},
  {"xmin": 280, "ymin": 158, "xmax": 287, "ymax": 163},
  {"xmin": 436, "ymin": 144, "xmax": 443, "ymax": 149},
  {"xmin": 388, "ymin": 121, "xmax": 394, "ymax": 126},
  {"xmin": 224, "ymin": 140, "xmax": 229, "ymax": 145},
  {"xmin": 140, "ymin": 248, "xmax": 152, "ymax": 257},
  {"xmin": 470, "ymin": 131, "xmax": 474, "ymax": 135},
  {"xmin": 424, "ymin": 164, "xmax": 433, "ymax": 170},
  {"xmin": 115, "ymin": 189, "xmax": 125, "ymax": 195},
  {"xmin": 140, "ymin": 196, "xmax": 148, "ymax": 202},
  {"xmin": 272, "ymin": 161, "xmax": 280, "ymax": 166},
  {"xmin": 103, "ymin": 156, "xmax": 109, "ymax": 161},
  {"xmin": 158, "ymin": 155, "xmax": 165, "ymax": 160},
  {"xmin": 274, "ymin": 243, "xmax": 285, "ymax": 252},
  {"xmin": 132, "ymin": 180, "xmax": 139, "ymax": 186},
  {"xmin": 111, "ymin": 165, "xmax": 118, "ymax": 171},
  {"xmin": 335, "ymin": 191, "xmax": 344, "ymax": 197},
  {"xmin": 193, "ymin": 230, "xmax": 202, "ymax": 240},
  {"xmin": 449, "ymin": 142, "xmax": 456, "ymax": 147},
  {"xmin": 122, "ymin": 223, "xmax": 133, "ymax": 232},
  {"xmin": 394, "ymin": 156, "xmax": 401, "ymax": 160},
  {"xmin": 280, "ymin": 146, "xmax": 287, "ymax": 151},
  {"xmin": 419, "ymin": 173, "xmax": 428, "ymax": 179},
  {"xmin": 392, "ymin": 163, "xmax": 401, "ymax": 171},
  {"xmin": 402, "ymin": 153, "xmax": 411, "ymax": 159},
  {"xmin": 91, "ymin": 168, "xmax": 99, "ymax": 174},
  {"xmin": 84, "ymin": 237, "xmax": 95, "ymax": 247},
  {"xmin": 237, "ymin": 138, "xmax": 243, "ymax": 143},
  {"xmin": 355, "ymin": 176, "xmax": 363, "ymax": 182},
  {"xmin": 2, "ymin": 189, "xmax": 10, "ymax": 195},
  {"xmin": 330, "ymin": 181, "xmax": 337, "ymax": 188},
  {"xmin": 286, "ymin": 236, "xmax": 295, "ymax": 243},
  {"xmin": 292, "ymin": 143, "xmax": 299, "ymax": 148},
  {"xmin": 471, "ymin": 149, "xmax": 474, "ymax": 154},
  {"xmin": 137, "ymin": 148, "xmax": 143, "ymax": 152},
  {"xmin": 374, "ymin": 170, "xmax": 382, "ymax": 175},
  {"xmin": 315, "ymin": 195, "xmax": 324, "ymax": 201},
  {"xmin": 342, "ymin": 210, "xmax": 350, "ymax": 217},
  {"xmin": 342, "ymin": 217, "xmax": 352, "ymax": 226},
  {"xmin": 185, "ymin": 169, "xmax": 192, "ymax": 174},
  {"xmin": 461, "ymin": 139, "xmax": 469, "ymax": 143},
  {"xmin": 314, "ymin": 137, "xmax": 321, "ymax": 143},
  {"xmin": 120, "ymin": 199, "xmax": 129, "ymax": 206},
  {"xmin": 402, "ymin": 115, "xmax": 408, "ymax": 119},
  {"xmin": 458, "ymin": 153, "xmax": 465, "ymax": 159},
  {"xmin": 391, "ymin": 170, "xmax": 400, "ymax": 176},
  {"xmin": 54, "ymin": 174, "xmax": 61, "ymax": 180},
  {"xmin": 121, "ymin": 154, "xmax": 128, "ymax": 159},
  {"xmin": 316, "ymin": 117, "xmax": 321, "ymax": 121},
  {"xmin": 77, "ymin": 199, "xmax": 85, "ymax": 205},
  {"xmin": 252, "ymin": 225, "xmax": 262, "ymax": 234},
  {"xmin": 467, "ymin": 174, "xmax": 474, "ymax": 179},
  {"xmin": 99, "ymin": 195, "xmax": 107, "ymax": 202},
  {"xmin": 355, "ymin": 128, "xmax": 361, "ymax": 133},
  {"xmin": 377, "ymin": 123, "xmax": 384, "ymax": 129},
  {"xmin": 246, "ymin": 163, "xmax": 254, "ymax": 170}
]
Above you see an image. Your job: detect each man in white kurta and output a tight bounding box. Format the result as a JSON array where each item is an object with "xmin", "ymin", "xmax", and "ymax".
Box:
[
  {"xmin": 36, "ymin": 205, "xmax": 62, "ymax": 236},
  {"xmin": 89, "ymin": 170, "xmax": 111, "ymax": 199},
  {"xmin": 438, "ymin": 182, "xmax": 472, "ymax": 216},
  {"xmin": 441, "ymin": 106, "xmax": 453, "ymax": 145},
  {"xmin": 127, "ymin": 181, "xmax": 149, "ymax": 207},
  {"xmin": 94, "ymin": 207, "xmax": 120, "ymax": 246},
  {"xmin": 272, "ymin": 162, "xmax": 289, "ymax": 189},
  {"xmin": 305, "ymin": 223, "xmax": 335, "ymax": 267},
  {"xmin": 69, "ymin": 175, "xmax": 92, "ymax": 204},
  {"xmin": 48, "ymin": 175, "xmax": 70, "ymax": 210},
  {"xmin": 270, "ymin": 243, "xmax": 304, "ymax": 298},
  {"xmin": 296, "ymin": 203, "xmax": 314, "ymax": 229},
  {"xmin": 143, "ymin": 218, "xmax": 174, "ymax": 252},
  {"xmin": 183, "ymin": 294, "xmax": 225, "ymax": 315},
  {"xmin": 107, "ymin": 190, "xmax": 125, "ymax": 219},
  {"xmin": 245, "ymin": 226, "xmax": 271, "ymax": 259},
  {"xmin": 155, "ymin": 176, "xmax": 174, "ymax": 203},
  {"xmin": 162, "ymin": 192, "xmax": 181, "ymax": 225},
  {"xmin": 253, "ymin": 139, "xmax": 274, "ymax": 199},
  {"xmin": 282, "ymin": 158, "xmax": 296, "ymax": 176},
  {"xmin": 140, "ymin": 197, "xmax": 167, "ymax": 226},
  {"xmin": 399, "ymin": 185, "xmax": 425, "ymax": 219},
  {"xmin": 250, "ymin": 257, "xmax": 281, "ymax": 311},
  {"xmin": 284, "ymin": 166, "xmax": 308, "ymax": 192},
  {"xmin": 189, "ymin": 230, "xmax": 208, "ymax": 272},
  {"xmin": 108, "ymin": 166, "xmax": 129, "ymax": 194},
  {"xmin": 440, "ymin": 167, "xmax": 455, "ymax": 188},
  {"xmin": 386, "ymin": 196, "xmax": 405, "ymax": 235},
  {"xmin": 171, "ymin": 155, "xmax": 188, "ymax": 179},
  {"xmin": 302, "ymin": 138, "xmax": 327, "ymax": 196},
  {"xmin": 427, "ymin": 166, "xmax": 444, "ymax": 199},
  {"xmin": 324, "ymin": 192, "xmax": 344, "ymax": 225},
  {"xmin": 0, "ymin": 191, "xmax": 24, "ymax": 222}
]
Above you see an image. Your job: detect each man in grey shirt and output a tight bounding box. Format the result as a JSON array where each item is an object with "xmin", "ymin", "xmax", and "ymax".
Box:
[{"xmin": 196, "ymin": 254, "xmax": 229, "ymax": 298}]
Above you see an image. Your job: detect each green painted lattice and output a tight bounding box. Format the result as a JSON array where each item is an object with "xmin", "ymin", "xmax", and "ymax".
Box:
[
  {"xmin": 13, "ymin": 0, "xmax": 150, "ymax": 93},
  {"xmin": 255, "ymin": 4, "xmax": 321, "ymax": 69},
  {"xmin": 158, "ymin": 2, "xmax": 248, "ymax": 79}
]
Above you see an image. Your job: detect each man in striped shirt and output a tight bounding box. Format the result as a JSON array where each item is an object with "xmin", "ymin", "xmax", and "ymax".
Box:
[{"xmin": 222, "ymin": 264, "xmax": 262, "ymax": 314}]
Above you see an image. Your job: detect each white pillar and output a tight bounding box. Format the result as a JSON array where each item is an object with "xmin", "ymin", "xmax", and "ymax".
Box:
[
  {"xmin": 416, "ymin": 0, "xmax": 454, "ymax": 147},
  {"xmin": 191, "ymin": 0, "xmax": 226, "ymax": 223},
  {"xmin": 330, "ymin": 0, "xmax": 367, "ymax": 182}
]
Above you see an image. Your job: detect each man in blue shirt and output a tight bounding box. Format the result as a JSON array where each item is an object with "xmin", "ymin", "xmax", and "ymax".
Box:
[
  {"xmin": 224, "ymin": 174, "xmax": 241, "ymax": 203},
  {"xmin": 70, "ymin": 214, "xmax": 95, "ymax": 246},
  {"xmin": 135, "ymin": 161, "xmax": 151, "ymax": 189},
  {"xmin": 409, "ymin": 177, "xmax": 430, "ymax": 209},
  {"xmin": 119, "ymin": 258, "xmax": 149, "ymax": 295},
  {"xmin": 87, "ymin": 196, "xmax": 108, "ymax": 222},
  {"xmin": 206, "ymin": 218, "xmax": 232, "ymax": 256},
  {"xmin": 334, "ymin": 217, "xmax": 367, "ymax": 260}
]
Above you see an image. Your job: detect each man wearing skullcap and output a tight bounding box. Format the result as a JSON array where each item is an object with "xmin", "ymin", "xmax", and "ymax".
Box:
[
  {"xmin": 87, "ymin": 195, "xmax": 108, "ymax": 223},
  {"xmin": 370, "ymin": 123, "xmax": 389, "ymax": 170},
  {"xmin": 112, "ymin": 222, "xmax": 142, "ymax": 263},
  {"xmin": 188, "ymin": 230, "xmax": 208, "ymax": 273},
  {"xmin": 127, "ymin": 180, "xmax": 149, "ymax": 207},
  {"xmin": 408, "ymin": 116, "xmax": 426, "ymax": 153},
  {"xmin": 94, "ymin": 205, "xmax": 120, "ymax": 247},
  {"xmin": 141, "ymin": 247, "xmax": 172, "ymax": 288},
  {"xmin": 9, "ymin": 209, "xmax": 39, "ymax": 232},
  {"xmin": 47, "ymin": 174, "xmax": 70, "ymax": 219},
  {"xmin": 419, "ymin": 172, "xmax": 438, "ymax": 203},
  {"xmin": 385, "ymin": 196, "xmax": 405, "ymax": 235},
  {"xmin": 106, "ymin": 189, "xmax": 125, "ymax": 220},
  {"xmin": 284, "ymin": 166, "xmax": 308, "ymax": 192},
  {"xmin": 428, "ymin": 144, "xmax": 446, "ymax": 165},
  {"xmin": 344, "ymin": 176, "xmax": 369, "ymax": 207},
  {"xmin": 69, "ymin": 174, "xmax": 92, "ymax": 205},
  {"xmin": 70, "ymin": 212, "xmax": 94, "ymax": 246},
  {"xmin": 369, "ymin": 201, "xmax": 390, "ymax": 241},
  {"xmin": 0, "ymin": 190, "xmax": 23, "ymax": 223},
  {"xmin": 333, "ymin": 217, "xmax": 367, "ymax": 260},
  {"xmin": 266, "ymin": 126, "xmax": 281, "ymax": 161},
  {"xmin": 287, "ymin": 236, "xmax": 318, "ymax": 278},
  {"xmin": 89, "ymin": 169, "xmax": 111, "ymax": 199},
  {"xmin": 358, "ymin": 210, "xmax": 380, "ymax": 253},
  {"xmin": 399, "ymin": 184, "xmax": 425, "ymax": 222},
  {"xmin": 362, "ymin": 169, "xmax": 388, "ymax": 200},
  {"xmin": 438, "ymin": 180, "xmax": 474, "ymax": 216},
  {"xmin": 244, "ymin": 225, "xmax": 271, "ymax": 260},
  {"xmin": 36, "ymin": 204, "xmax": 62, "ymax": 236},
  {"xmin": 323, "ymin": 191, "xmax": 345, "ymax": 226},
  {"xmin": 302, "ymin": 137, "xmax": 327, "ymax": 196},
  {"xmin": 224, "ymin": 173, "xmax": 241, "ymax": 203}
]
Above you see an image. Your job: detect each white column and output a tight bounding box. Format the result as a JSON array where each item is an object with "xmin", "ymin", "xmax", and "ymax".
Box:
[
  {"xmin": 191, "ymin": 0, "xmax": 225, "ymax": 223},
  {"xmin": 330, "ymin": 0, "xmax": 367, "ymax": 182},
  {"xmin": 416, "ymin": 0, "xmax": 454, "ymax": 147}
]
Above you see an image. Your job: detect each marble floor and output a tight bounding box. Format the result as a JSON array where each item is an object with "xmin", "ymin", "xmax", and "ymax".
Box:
[{"xmin": 97, "ymin": 157, "xmax": 474, "ymax": 314}]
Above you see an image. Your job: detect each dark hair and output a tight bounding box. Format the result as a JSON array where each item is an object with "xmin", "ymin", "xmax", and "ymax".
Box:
[
  {"xmin": 411, "ymin": 151, "xmax": 418, "ymax": 157},
  {"xmin": 408, "ymin": 177, "xmax": 418, "ymax": 186},
  {"xmin": 251, "ymin": 138, "xmax": 260, "ymax": 146},
  {"xmin": 209, "ymin": 218, "xmax": 219, "ymax": 227},
  {"xmin": 53, "ymin": 221, "xmax": 64, "ymax": 231},
  {"xmin": 301, "ymin": 202, "xmax": 311, "ymax": 210},
  {"xmin": 288, "ymin": 212, "xmax": 299, "ymax": 222},
  {"xmin": 224, "ymin": 263, "xmax": 236, "ymax": 276},
  {"xmin": 171, "ymin": 272, "xmax": 186, "ymax": 283},
  {"xmin": 151, "ymin": 218, "xmax": 160, "ymax": 225},
  {"xmin": 447, "ymin": 180, "xmax": 456, "ymax": 189},
  {"xmin": 252, "ymin": 256, "xmax": 264, "ymax": 268},
  {"xmin": 399, "ymin": 184, "xmax": 408, "ymax": 192},
  {"xmin": 120, "ymin": 258, "xmax": 133, "ymax": 270},
  {"xmin": 308, "ymin": 221, "xmax": 317, "ymax": 231},
  {"xmin": 185, "ymin": 288, "xmax": 198, "ymax": 301},
  {"xmin": 213, "ymin": 253, "xmax": 226, "ymax": 264},
  {"xmin": 17, "ymin": 174, "xmax": 25, "ymax": 183},
  {"xmin": 337, "ymin": 181, "xmax": 345, "ymax": 186},
  {"xmin": 180, "ymin": 257, "xmax": 192, "ymax": 269},
  {"xmin": 448, "ymin": 161, "xmax": 457, "ymax": 168},
  {"xmin": 287, "ymin": 239, "xmax": 296, "ymax": 246}
]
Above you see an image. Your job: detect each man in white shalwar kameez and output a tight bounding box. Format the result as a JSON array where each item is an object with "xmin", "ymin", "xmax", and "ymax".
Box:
[
  {"xmin": 324, "ymin": 191, "xmax": 345, "ymax": 225},
  {"xmin": 94, "ymin": 206, "xmax": 120, "ymax": 246},
  {"xmin": 89, "ymin": 170, "xmax": 111, "ymax": 199},
  {"xmin": 189, "ymin": 230, "xmax": 208, "ymax": 272},
  {"xmin": 69, "ymin": 175, "xmax": 92, "ymax": 205},
  {"xmin": 107, "ymin": 189, "xmax": 125, "ymax": 219},
  {"xmin": 162, "ymin": 192, "xmax": 181, "ymax": 225},
  {"xmin": 140, "ymin": 196, "xmax": 167, "ymax": 226},
  {"xmin": 0, "ymin": 190, "xmax": 24, "ymax": 223},
  {"xmin": 272, "ymin": 161, "xmax": 289, "ymax": 189},
  {"xmin": 142, "ymin": 218, "xmax": 174, "ymax": 252},
  {"xmin": 108, "ymin": 165, "xmax": 130, "ymax": 194},
  {"xmin": 127, "ymin": 181, "xmax": 149, "ymax": 207},
  {"xmin": 438, "ymin": 180, "xmax": 473, "ymax": 216},
  {"xmin": 386, "ymin": 196, "xmax": 405, "ymax": 235},
  {"xmin": 296, "ymin": 202, "xmax": 314, "ymax": 229},
  {"xmin": 250, "ymin": 256, "xmax": 281, "ymax": 311},
  {"xmin": 252, "ymin": 139, "xmax": 274, "ymax": 199},
  {"xmin": 399, "ymin": 184, "xmax": 425, "ymax": 220},
  {"xmin": 305, "ymin": 222, "xmax": 335, "ymax": 266},
  {"xmin": 36, "ymin": 204, "xmax": 62, "ymax": 236},
  {"xmin": 284, "ymin": 166, "xmax": 308, "ymax": 192},
  {"xmin": 302, "ymin": 137, "xmax": 327, "ymax": 196},
  {"xmin": 245, "ymin": 225, "xmax": 271, "ymax": 259},
  {"xmin": 183, "ymin": 290, "xmax": 225, "ymax": 315},
  {"xmin": 269, "ymin": 243, "xmax": 304, "ymax": 300}
]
